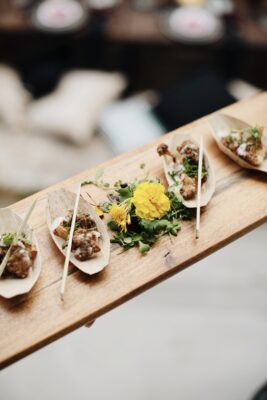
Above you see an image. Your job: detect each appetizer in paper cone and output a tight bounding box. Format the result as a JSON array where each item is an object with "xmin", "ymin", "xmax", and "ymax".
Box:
[
  {"xmin": 209, "ymin": 113, "xmax": 267, "ymax": 172},
  {"xmin": 157, "ymin": 133, "xmax": 215, "ymax": 208},
  {"xmin": 0, "ymin": 208, "xmax": 41, "ymax": 298},
  {"xmin": 47, "ymin": 188, "xmax": 110, "ymax": 275}
]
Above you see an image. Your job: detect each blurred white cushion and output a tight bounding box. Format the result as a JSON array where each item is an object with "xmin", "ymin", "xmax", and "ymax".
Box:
[
  {"xmin": 0, "ymin": 65, "xmax": 30, "ymax": 130},
  {"xmin": 0, "ymin": 126, "xmax": 112, "ymax": 193},
  {"xmin": 28, "ymin": 70, "xmax": 126, "ymax": 144}
]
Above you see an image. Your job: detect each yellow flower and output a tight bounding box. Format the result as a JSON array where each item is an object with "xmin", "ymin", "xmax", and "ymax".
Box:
[
  {"xmin": 109, "ymin": 204, "xmax": 128, "ymax": 231},
  {"xmin": 95, "ymin": 206, "xmax": 104, "ymax": 218},
  {"xmin": 132, "ymin": 182, "xmax": 170, "ymax": 220}
]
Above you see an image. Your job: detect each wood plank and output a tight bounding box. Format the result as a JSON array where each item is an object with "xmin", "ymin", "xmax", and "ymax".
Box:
[{"xmin": 0, "ymin": 93, "xmax": 267, "ymax": 369}]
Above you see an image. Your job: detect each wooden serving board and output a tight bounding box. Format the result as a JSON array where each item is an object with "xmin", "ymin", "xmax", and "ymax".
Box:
[{"xmin": 1, "ymin": 93, "xmax": 267, "ymax": 369}]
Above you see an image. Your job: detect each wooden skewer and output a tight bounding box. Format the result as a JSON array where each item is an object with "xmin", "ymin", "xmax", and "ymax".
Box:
[
  {"xmin": 196, "ymin": 135, "xmax": 204, "ymax": 240},
  {"xmin": 0, "ymin": 199, "xmax": 37, "ymax": 278},
  {"xmin": 60, "ymin": 183, "xmax": 81, "ymax": 301}
]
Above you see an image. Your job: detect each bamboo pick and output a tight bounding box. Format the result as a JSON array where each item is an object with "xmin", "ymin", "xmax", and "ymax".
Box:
[
  {"xmin": 60, "ymin": 183, "xmax": 81, "ymax": 301},
  {"xmin": 0, "ymin": 199, "xmax": 37, "ymax": 278},
  {"xmin": 196, "ymin": 135, "xmax": 203, "ymax": 239}
]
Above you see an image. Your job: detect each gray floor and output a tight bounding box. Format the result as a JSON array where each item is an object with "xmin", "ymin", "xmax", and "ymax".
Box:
[{"xmin": 1, "ymin": 224, "xmax": 267, "ymax": 400}]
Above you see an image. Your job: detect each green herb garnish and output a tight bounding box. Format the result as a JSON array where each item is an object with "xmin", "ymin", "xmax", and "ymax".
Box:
[
  {"xmin": 0, "ymin": 232, "xmax": 30, "ymax": 247},
  {"xmin": 183, "ymin": 157, "xmax": 208, "ymax": 179},
  {"xmin": 82, "ymin": 169, "xmax": 110, "ymax": 189},
  {"xmin": 107, "ymin": 181, "xmax": 192, "ymax": 253},
  {"xmin": 249, "ymin": 126, "xmax": 263, "ymax": 145},
  {"xmin": 1, "ymin": 232, "xmax": 15, "ymax": 246},
  {"xmin": 83, "ymin": 170, "xmax": 194, "ymax": 254},
  {"xmin": 168, "ymin": 171, "xmax": 179, "ymax": 185}
]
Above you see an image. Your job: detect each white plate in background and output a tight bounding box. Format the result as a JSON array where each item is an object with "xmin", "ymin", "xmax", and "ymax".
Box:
[{"xmin": 160, "ymin": 6, "xmax": 224, "ymax": 44}]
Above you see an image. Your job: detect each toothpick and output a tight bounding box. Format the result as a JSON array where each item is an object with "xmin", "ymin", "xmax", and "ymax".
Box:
[
  {"xmin": 0, "ymin": 199, "xmax": 37, "ymax": 278},
  {"xmin": 196, "ymin": 135, "xmax": 204, "ymax": 239},
  {"xmin": 60, "ymin": 184, "xmax": 81, "ymax": 301}
]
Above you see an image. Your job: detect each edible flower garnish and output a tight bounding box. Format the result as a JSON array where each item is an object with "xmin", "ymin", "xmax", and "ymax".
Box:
[
  {"xmin": 109, "ymin": 204, "xmax": 128, "ymax": 232},
  {"xmin": 83, "ymin": 168, "xmax": 193, "ymax": 254},
  {"xmin": 132, "ymin": 182, "xmax": 170, "ymax": 220}
]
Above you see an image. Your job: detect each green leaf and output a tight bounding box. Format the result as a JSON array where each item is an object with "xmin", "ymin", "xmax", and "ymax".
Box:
[
  {"xmin": 108, "ymin": 220, "xmax": 120, "ymax": 231},
  {"xmin": 183, "ymin": 157, "xmax": 198, "ymax": 177},
  {"xmin": 131, "ymin": 233, "xmax": 142, "ymax": 242},
  {"xmin": 140, "ymin": 219, "xmax": 172, "ymax": 234},
  {"xmin": 100, "ymin": 202, "xmax": 112, "ymax": 213},
  {"xmin": 81, "ymin": 180, "xmax": 94, "ymax": 186},
  {"xmin": 95, "ymin": 169, "xmax": 104, "ymax": 181},
  {"xmin": 117, "ymin": 187, "xmax": 133, "ymax": 201},
  {"xmin": 168, "ymin": 171, "xmax": 179, "ymax": 184},
  {"xmin": 138, "ymin": 241, "xmax": 150, "ymax": 254},
  {"xmin": 123, "ymin": 237, "xmax": 133, "ymax": 244},
  {"xmin": 1, "ymin": 232, "xmax": 15, "ymax": 246}
]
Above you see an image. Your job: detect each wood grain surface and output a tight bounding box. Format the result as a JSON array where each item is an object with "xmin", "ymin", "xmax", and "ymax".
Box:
[{"xmin": 0, "ymin": 93, "xmax": 267, "ymax": 370}]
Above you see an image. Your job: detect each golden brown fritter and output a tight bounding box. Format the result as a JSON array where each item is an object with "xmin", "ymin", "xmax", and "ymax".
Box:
[{"xmin": 6, "ymin": 241, "xmax": 37, "ymax": 279}]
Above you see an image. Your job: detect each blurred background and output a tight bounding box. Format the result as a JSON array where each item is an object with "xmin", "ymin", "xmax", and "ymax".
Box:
[
  {"xmin": 0, "ymin": 0, "xmax": 267, "ymax": 205},
  {"xmin": 0, "ymin": 1, "xmax": 267, "ymax": 399}
]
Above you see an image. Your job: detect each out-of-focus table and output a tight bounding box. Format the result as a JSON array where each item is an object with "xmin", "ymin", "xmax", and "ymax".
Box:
[
  {"xmin": 0, "ymin": 92, "xmax": 266, "ymax": 369},
  {"xmin": 1, "ymin": 0, "xmax": 267, "ymax": 46}
]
